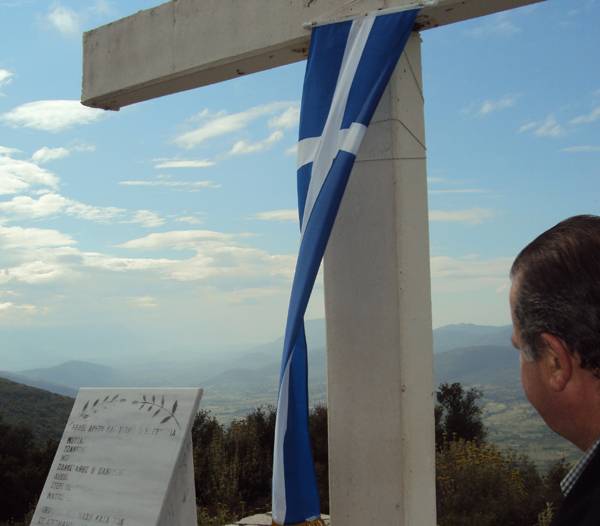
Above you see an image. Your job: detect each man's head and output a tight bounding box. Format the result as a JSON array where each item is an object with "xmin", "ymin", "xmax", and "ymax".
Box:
[{"xmin": 510, "ymin": 215, "xmax": 600, "ymax": 450}]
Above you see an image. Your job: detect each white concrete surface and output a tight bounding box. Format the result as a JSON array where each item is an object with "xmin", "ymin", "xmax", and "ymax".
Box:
[
  {"xmin": 323, "ymin": 33, "xmax": 436, "ymax": 525},
  {"xmin": 82, "ymin": 0, "xmax": 543, "ymax": 110}
]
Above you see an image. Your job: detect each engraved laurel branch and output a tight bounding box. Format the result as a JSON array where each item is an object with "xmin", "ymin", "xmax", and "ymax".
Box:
[
  {"xmin": 132, "ymin": 395, "xmax": 181, "ymax": 429},
  {"xmin": 80, "ymin": 394, "xmax": 127, "ymax": 419}
]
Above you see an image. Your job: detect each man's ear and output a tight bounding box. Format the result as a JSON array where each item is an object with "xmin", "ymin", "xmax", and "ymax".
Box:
[{"xmin": 539, "ymin": 333, "xmax": 573, "ymax": 391}]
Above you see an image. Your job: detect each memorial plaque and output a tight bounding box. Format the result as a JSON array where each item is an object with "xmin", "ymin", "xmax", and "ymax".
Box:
[{"xmin": 31, "ymin": 388, "xmax": 203, "ymax": 526}]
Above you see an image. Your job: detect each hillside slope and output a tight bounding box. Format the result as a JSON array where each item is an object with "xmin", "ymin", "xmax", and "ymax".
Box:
[
  {"xmin": 0, "ymin": 370, "xmax": 76, "ymax": 397},
  {"xmin": 0, "ymin": 377, "xmax": 73, "ymax": 444}
]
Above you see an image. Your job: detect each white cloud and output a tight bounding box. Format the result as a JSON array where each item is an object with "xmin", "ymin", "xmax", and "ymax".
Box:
[
  {"xmin": 0, "ymin": 260, "xmax": 69, "ymax": 284},
  {"xmin": 174, "ymin": 102, "xmax": 292, "ymax": 149},
  {"xmin": 129, "ymin": 210, "xmax": 165, "ymax": 228},
  {"xmin": 0, "ymin": 193, "xmax": 67, "ymax": 218},
  {"xmin": 176, "ymin": 215, "xmax": 203, "ymax": 225},
  {"xmin": 0, "ymin": 248, "xmax": 77, "ymax": 286},
  {"xmin": 269, "ymin": 106, "xmax": 300, "ymax": 129},
  {"xmin": 0, "ymin": 145, "xmax": 20, "ymax": 156},
  {"xmin": 560, "ymin": 145, "xmax": 600, "ymax": 153},
  {"xmin": 66, "ymin": 200, "xmax": 124, "ymax": 222},
  {"xmin": 253, "ymin": 209, "xmax": 298, "ymax": 222},
  {"xmin": 118, "ymin": 230, "xmax": 232, "ymax": 251},
  {"xmin": 0, "ymin": 69, "xmax": 13, "ymax": 86},
  {"xmin": 518, "ymin": 122, "xmax": 537, "ymax": 134},
  {"xmin": 0, "ymin": 238, "xmax": 177, "ymax": 286},
  {"xmin": 429, "ymin": 189, "xmax": 486, "ymax": 195},
  {"xmin": 153, "ymin": 159, "xmax": 215, "ymax": 169},
  {"xmin": 0, "ymin": 192, "xmax": 165, "ymax": 227},
  {"xmin": 285, "ymin": 144, "xmax": 298, "ymax": 156},
  {"xmin": 431, "ymin": 255, "xmax": 512, "ymax": 293},
  {"xmin": 225, "ymin": 287, "xmax": 283, "ymax": 304},
  {"xmin": 81, "ymin": 252, "xmax": 174, "ymax": 272},
  {"xmin": 477, "ymin": 96, "xmax": 517, "ymax": 116},
  {"xmin": 0, "ymin": 290, "xmax": 18, "ymax": 298},
  {"xmin": 172, "ymin": 247, "xmax": 295, "ymax": 282},
  {"xmin": 31, "ymin": 144, "xmax": 94, "ymax": 164},
  {"xmin": 31, "ymin": 146, "xmax": 70, "ymax": 164},
  {"xmin": 230, "ymin": 130, "xmax": 284, "ymax": 156},
  {"xmin": 0, "ymin": 154, "xmax": 59, "ymax": 195},
  {"xmin": 116, "ymin": 229, "xmax": 296, "ymax": 283},
  {"xmin": 1, "ymin": 100, "xmax": 104, "ymax": 132},
  {"xmin": 0, "ymin": 225, "xmax": 75, "ymax": 249},
  {"xmin": 129, "ymin": 296, "xmax": 159, "ymax": 309},
  {"xmin": 427, "ymin": 176, "xmax": 445, "ymax": 184},
  {"xmin": 429, "ymin": 208, "xmax": 494, "ymax": 225},
  {"xmin": 0, "ymin": 301, "xmax": 38, "ymax": 316},
  {"xmin": 519, "ymin": 4, "xmax": 540, "ymax": 15},
  {"xmin": 570, "ymin": 106, "xmax": 600, "ymax": 125},
  {"xmin": 119, "ymin": 180, "xmax": 219, "ymax": 190},
  {"xmin": 431, "ymin": 255, "xmax": 509, "ymax": 280},
  {"xmin": 0, "ymin": 0, "xmax": 36, "ymax": 6},
  {"xmin": 0, "ymin": 224, "xmax": 296, "ymax": 293},
  {"xmin": 518, "ymin": 115, "xmax": 564, "ymax": 138},
  {"xmin": 89, "ymin": 0, "xmax": 114, "ymax": 16},
  {"xmin": 46, "ymin": 5, "xmax": 80, "ymax": 36},
  {"xmin": 534, "ymin": 116, "xmax": 564, "ymax": 137},
  {"xmin": 72, "ymin": 143, "xmax": 96, "ymax": 153},
  {"xmin": 0, "ymin": 68, "xmax": 14, "ymax": 93},
  {"xmin": 467, "ymin": 13, "xmax": 520, "ymax": 38},
  {"xmin": 0, "ymin": 193, "xmax": 124, "ymax": 222}
]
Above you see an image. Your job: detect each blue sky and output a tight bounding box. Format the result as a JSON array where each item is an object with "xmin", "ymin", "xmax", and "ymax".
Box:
[{"xmin": 0, "ymin": 0, "xmax": 599, "ymax": 369}]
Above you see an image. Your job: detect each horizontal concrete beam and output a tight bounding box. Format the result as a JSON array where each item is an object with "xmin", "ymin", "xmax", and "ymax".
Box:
[{"xmin": 82, "ymin": 0, "xmax": 543, "ymax": 111}]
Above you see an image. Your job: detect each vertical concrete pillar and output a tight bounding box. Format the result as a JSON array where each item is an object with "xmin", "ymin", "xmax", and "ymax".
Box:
[{"xmin": 323, "ymin": 33, "xmax": 436, "ymax": 525}]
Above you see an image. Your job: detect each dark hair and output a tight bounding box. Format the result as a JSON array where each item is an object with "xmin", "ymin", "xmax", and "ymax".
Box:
[{"xmin": 510, "ymin": 215, "xmax": 600, "ymax": 373}]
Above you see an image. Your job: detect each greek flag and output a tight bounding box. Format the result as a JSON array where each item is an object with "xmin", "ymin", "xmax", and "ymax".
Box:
[{"xmin": 272, "ymin": 8, "xmax": 419, "ymax": 526}]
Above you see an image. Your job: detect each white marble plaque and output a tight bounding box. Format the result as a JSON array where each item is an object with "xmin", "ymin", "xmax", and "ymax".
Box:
[{"xmin": 31, "ymin": 388, "xmax": 202, "ymax": 526}]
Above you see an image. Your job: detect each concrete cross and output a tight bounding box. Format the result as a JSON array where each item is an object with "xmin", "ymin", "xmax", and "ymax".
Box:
[{"xmin": 82, "ymin": 1, "xmax": 542, "ymax": 524}]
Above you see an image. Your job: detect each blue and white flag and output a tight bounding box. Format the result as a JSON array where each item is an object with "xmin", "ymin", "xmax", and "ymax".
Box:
[{"xmin": 272, "ymin": 9, "xmax": 419, "ymax": 525}]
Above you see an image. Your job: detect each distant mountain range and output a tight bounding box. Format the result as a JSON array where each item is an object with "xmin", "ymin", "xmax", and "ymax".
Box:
[
  {"xmin": 433, "ymin": 324, "xmax": 512, "ymax": 354},
  {"xmin": 0, "ymin": 321, "xmax": 578, "ymax": 466},
  {"xmin": 1, "ymin": 321, "xmax": 519, "ymax": 423},
  {"xmin": 0, "ymin": 320, "xmax": 513, "ymax": 403},
  {"xmin": 19, "ymin": 361, "xmax": 118, "ymax": 391},
  {"xmin": 435, "ymin": 344, "xmax": 519, "ymax": 387}
]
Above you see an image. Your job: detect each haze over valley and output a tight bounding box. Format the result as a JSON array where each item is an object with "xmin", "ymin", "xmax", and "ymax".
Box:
[{"xmin": 0, "ymin": 320, "xmax": 578, "ymax": 467}]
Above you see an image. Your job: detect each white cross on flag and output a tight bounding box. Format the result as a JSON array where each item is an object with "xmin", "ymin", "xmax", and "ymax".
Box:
[{"xmin": 272, "ymin": 7, "xmax": 420, "ymax": 526}]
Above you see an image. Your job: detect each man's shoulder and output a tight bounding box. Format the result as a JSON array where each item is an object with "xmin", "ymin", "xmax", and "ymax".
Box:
[{"xmin": 553, "ymin": 450, "xmax": 600, "ymax": 526}]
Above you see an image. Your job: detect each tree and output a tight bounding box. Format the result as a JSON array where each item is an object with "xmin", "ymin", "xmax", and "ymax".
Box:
[
  {"xmin": 436, "ymin": 440, "xmax": 534, "ymax": 526},
  {"xmin": 192, "ymin": 410, "xmax": 229, "ymax": 514},
  {"xmin": 191, "ymin": 405, "xmax": 330, "ymax": 521},
  {"xmin": 435, "ymin": 382, "xmax": 486, "ymax": 446},
  {"xmin": 0, "ymin": 416, "xmax": 57, "ymax": 523},
  {"xmin": 309, "ymin": 404, "xmax": 329, "ymax": 513}
]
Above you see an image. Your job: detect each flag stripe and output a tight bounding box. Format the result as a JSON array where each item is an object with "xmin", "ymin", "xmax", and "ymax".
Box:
[
  {"xmin": 301, "ymin": 16, "xmax": 375, "ymax": 236},
  {"xmin": 342, "ymin": 13, "xmax": 419, "ymax": 128},
  {"xmin": 272, "ymin": 359, "xmax": 291, "ymax": 522},
  {"xmin": 297, "ymin": 122, "xmax": 367, "ymax": 170},
  {"xmin": 298, "ymin": 22, "xmax": 352, "ymax": 141}
]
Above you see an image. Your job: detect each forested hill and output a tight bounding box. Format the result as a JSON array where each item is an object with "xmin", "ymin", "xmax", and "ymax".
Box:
[{"xmin": 0, "ymin": 377, "xmax": 73, "ymax": 444}]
